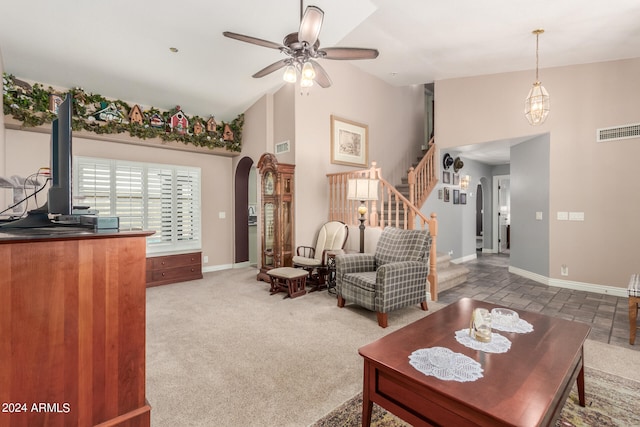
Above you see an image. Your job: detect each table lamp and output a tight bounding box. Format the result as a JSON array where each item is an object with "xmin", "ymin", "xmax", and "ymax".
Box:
[{"xmin": 347, "ymin": 178, "xmax": 379, "ymax": 253}]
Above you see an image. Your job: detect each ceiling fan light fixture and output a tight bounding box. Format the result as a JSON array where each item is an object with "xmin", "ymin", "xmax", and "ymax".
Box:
[
  {"xmin": 525, "ymin": 29, "xmax": 550, "ymax": 126},
  {"xmin": 300, "ymin": 76, "xmax": 314, "ymax": 88},
  {"xmin": 283, "ymin": 64, "xmax": 297, "ymax": 83},
  {"xmin": 301, "ymin": 61, "xmax": 316, "ymax": 79}
]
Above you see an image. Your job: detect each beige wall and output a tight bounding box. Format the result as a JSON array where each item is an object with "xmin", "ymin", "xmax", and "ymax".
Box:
[
  {"xmin": 435, "ymin": 58, "xmax": 640, "ymax": 288},
  {"xmin": 292, "ymin": 61, "xmax": 425, "ymax": 248},
  {"xmin": 4, "ymin": 129, "xmax": 234, "ymax": 268}
]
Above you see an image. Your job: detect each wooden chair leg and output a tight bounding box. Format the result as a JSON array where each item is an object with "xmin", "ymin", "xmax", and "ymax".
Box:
[
  {"xmin": 337, "ymin": 295, "xmax": 345, "ymax": 308},
  {"xmin": 630, "ymin": 297, "xmax": 638, "ymax": 345},
  {"xmin": 377, "ymin": 312, "xmax": 388, "ymax": 328},
  {"xmin": 420, "ymin": 301, "xmax": 428, "ymax": 311}
]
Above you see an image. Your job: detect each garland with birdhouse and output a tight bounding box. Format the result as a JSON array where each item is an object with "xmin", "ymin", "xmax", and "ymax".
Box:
[{"xmin": 2, "ymin": 73, "xmax": 243, "ymax": 152}]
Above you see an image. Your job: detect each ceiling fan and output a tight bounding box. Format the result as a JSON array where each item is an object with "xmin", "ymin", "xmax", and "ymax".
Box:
[{"xmin": 223, "ymin": 2, "xmax": 379, "ymax": 88}]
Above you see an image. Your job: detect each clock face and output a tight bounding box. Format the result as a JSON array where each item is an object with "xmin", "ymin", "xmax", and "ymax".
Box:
[{"xmin": 264, "ymin": 171, "xmax": 275, "ymax": 195}]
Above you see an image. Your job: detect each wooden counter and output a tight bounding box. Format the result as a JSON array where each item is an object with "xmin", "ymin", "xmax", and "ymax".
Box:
[{"xmin": 0, "ymin": 228, "xmax": 153, "ymax": 427}]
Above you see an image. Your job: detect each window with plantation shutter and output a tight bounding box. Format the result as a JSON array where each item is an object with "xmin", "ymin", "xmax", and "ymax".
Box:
[{"xmin": 74, "ymin": 157, "xmax": 201, "ymax": 253}]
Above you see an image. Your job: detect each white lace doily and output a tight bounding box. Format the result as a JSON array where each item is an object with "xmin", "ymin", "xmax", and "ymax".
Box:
[
  {"xmin": 455, "ymin": 329, "xmax": 512, "ymax": 353},
  {"xmin": 408, "ymin": 347, "xmax": 483, "ymax": 382},
  {"xmin": 491, "ymin": 318, "xmax": 534, "ymax": 333}
]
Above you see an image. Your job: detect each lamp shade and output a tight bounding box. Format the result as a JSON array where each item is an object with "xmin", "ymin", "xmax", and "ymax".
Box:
[
  {"xmin": 525, "ymin": 82, "xmax": 550, "ymax": 125},
  {"xmin": 347, "ymin": 179, "xmax": 379, "ymax": 201}
]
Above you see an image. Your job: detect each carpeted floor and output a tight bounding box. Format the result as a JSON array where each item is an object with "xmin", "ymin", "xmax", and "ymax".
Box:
[
  {"xmin": 311, "ymin": 367, "xmax": 640, "ymax": 426},
  {"xmin": 146, "ymin": 267, "xmax": 640, "ymax": 426}
]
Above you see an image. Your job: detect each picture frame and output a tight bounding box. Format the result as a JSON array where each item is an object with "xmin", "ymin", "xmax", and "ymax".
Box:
[
  {"xmin": 453, "ymin": 189, "xmax": 460, "ymax": 204},
  {"xmin": 443, "ymin": 171, "xmax": 451, "ymax": 184},
  {"xmin": 460, "ymin": 193, "xmax": 467, "ymax": 205},
  {"xmin": 330, "ymin": 115, "xmax": 368, "ymax": 167},
  {"xmin": 438, "ymin": 189, "xmax": 443, "ymax": 199},
  {"xmin": 443, "ymin": 187, "xmax": 450, "ymax": 202},
  {"xmin": 453, "ymin": 173, "xmax": 460, "ymax": 186}
]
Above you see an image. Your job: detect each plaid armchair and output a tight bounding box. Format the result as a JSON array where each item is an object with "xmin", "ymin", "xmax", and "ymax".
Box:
[{"xmin": 335, "ymin": 227, "xmax": 432, "ymax": 328}]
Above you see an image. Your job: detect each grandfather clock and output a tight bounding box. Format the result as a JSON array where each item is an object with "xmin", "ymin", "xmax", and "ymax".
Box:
[{"xmin": 257, "ymin": 153, "xmax": 295, "ymax": 282}]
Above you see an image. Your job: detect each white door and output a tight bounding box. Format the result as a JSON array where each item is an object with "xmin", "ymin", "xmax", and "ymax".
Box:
[{"xmin": 497, "ymin": 178, "xmax": 510, "ymax": 253}]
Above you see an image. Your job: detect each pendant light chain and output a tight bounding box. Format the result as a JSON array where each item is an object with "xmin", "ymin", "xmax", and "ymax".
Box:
[{"xmin": 535, "ymin": 32, "xmax": 540, "ymax": 82}]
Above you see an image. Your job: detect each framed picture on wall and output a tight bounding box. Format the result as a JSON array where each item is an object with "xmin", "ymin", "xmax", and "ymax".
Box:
[
  {"xmin": 453, "ymin": 189, "xmax": 460, "ymax": 204},
  {"xmin": 330, "ymin": 115, "xmax": 368, "ymax": 167},
  {"xmin": 453, "ymin": 173, "xmax": 460, "ymax": 186},
  {"xmin": 438, "ymin": 189, "xmax": 443, "ymax": 199},
  {"xmin": 443, "ymin": 171, "xmax": 451, "ymax": 184},
  {"xmin": 460, "ymin": 193, "xmax": 467, "ymax": 204},
  {"xmin": 443, "ymin": 187, "xmax": 450, "ymax": 202}
]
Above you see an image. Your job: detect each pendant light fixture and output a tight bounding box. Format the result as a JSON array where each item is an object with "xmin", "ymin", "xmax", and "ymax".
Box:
[{"xmin": 525, "ymin": 29, "xmax": 550, "ymax": 126}]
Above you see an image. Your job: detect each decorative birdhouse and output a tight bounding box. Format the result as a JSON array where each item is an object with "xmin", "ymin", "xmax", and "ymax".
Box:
[
  {"xmin": 149, "ymin": 113, "xmax": 164, "ymax": 128},
  {"xmin": 129, "ymin": 104, "xmax": 144, "ymax": 125},
  {"xmin": 93, "ymin": 102, "xmax": 125, "ymax": 123},
  {"xmin": 193, "ymin": 121, "xmax": 203, "ymax": 135},
  {"xmin": 169, "ymin": 106, "xmax": 189, "ymax": 135},
  {"xmin": 223, "ymin": 123, "xmax": 234, "ymax": 141},
  {"xmin": 206, "ymin": 116, "xmax": 217, "ymax": 133}
]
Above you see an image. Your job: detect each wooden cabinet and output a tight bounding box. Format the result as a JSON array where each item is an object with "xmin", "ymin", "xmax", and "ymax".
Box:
[
  {"xmin": 146, "ymin": 251, "xmax": 203, "ymax": 287},
  {"xmin": 257, "ymin": 153, "xmax": 295, "ymax": 282},
  {"xmin": 0, "ymin": 229, "xmax": 153, "ymax": 427}
]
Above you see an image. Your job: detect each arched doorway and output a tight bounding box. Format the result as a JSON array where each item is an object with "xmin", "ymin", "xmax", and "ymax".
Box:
[{"xmin": 234, "ymin": 156, "xmax": 254, "ymax": 264}]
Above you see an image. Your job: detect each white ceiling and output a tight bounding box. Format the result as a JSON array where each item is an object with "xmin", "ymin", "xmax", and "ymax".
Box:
[{"xmin": 1, "ymin": 0, "xmax": 639, "ymax": 162}]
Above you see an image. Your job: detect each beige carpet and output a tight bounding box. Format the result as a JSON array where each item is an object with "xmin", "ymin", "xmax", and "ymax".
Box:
[
  {"xmin": 311, "ymin": 367, "xmax": 640, "ymax": 426},
  {"xmin": 146, "ymin": 267, "xmax": 640, "ymax": 427}
]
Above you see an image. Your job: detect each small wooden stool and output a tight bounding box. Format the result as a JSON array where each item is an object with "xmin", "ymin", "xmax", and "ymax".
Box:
[
  {"xmin": 629, "ymin": 274, "xmax": 640, "ymax": 345},
  {"xmin": 268, "ymin": 267, "xmax": 307, "ymax": 298}
]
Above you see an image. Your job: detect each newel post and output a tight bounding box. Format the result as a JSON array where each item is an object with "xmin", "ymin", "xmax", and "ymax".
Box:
[
  {"xmin": 368, "ymin": 161, "xmax": 379, "ymax": 228},
  {"xmin": 408, "ymin": 167, "xmax": 416, "ymax": 206},
  {"xmin": 428, "ymin": 212, "xmax": 438, "ymax": 301}
]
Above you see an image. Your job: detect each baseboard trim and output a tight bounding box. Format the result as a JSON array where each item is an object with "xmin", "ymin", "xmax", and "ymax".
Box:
[
  {"xmin": 509, "ymin": 266, "xmax": 627, "ymax": 297},
  {"xmin": 202, "ymin": 263, "xmax": 233, "ymax": 273}
]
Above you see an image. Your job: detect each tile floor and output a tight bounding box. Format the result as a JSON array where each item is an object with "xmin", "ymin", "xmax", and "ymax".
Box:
[{"xmin": 438, "ymin": 253, "xmax": 638, "ymax": 352}]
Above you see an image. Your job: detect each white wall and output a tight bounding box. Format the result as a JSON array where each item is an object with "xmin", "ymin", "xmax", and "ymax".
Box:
[{"xmin": 436, "ymin": 58, "xmax": 640, "ymax": 288}]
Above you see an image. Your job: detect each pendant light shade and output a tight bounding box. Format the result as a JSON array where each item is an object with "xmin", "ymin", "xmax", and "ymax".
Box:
[{"xmin": 525, "ymin": 29, "xmax": 550, "ymax": 126}]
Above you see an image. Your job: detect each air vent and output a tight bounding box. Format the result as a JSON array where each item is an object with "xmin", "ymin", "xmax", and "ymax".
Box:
[
  {"xmin": 596, "ymin": 123, "xmax": 640, "ymax": 142},
  {"xmin": 275, "ymin": 140, "xmax": 290, "ymax": 154}
]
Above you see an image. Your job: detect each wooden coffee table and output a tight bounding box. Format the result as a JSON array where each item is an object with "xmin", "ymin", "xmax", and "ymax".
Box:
[{"xmin": 358, "ymin": 298, "xmax": 591, "ymax": 427}]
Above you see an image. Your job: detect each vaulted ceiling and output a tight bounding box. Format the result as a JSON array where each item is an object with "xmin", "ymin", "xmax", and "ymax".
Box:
[{"xmin": 1, "ymin": 0, "xmax": 639, "ymax": 125}]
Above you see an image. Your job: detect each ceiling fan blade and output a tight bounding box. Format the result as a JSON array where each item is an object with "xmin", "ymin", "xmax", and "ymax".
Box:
[
  {"xmin": 309, "ymin": 60, "xmax": 332, "ymax": 88},
  {"xmin": 298, "ymin": 6, "xmax": 324, "ymax": 46},
  {"xmin": 223, "ymin": 31, "xmax": 283, "ymax": 50},
  {"xmin": 252, "ymin": 59, "xmax": 289, "ymax": 78},
  {"xmin": 320, "ymin": 47, "xmax": 380, "ymax": 60}
]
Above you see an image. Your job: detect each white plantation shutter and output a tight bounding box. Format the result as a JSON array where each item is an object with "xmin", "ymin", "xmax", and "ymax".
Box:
[{"xmin": 74, "ymin": 157, "xmax": 201, "ymax": 253}]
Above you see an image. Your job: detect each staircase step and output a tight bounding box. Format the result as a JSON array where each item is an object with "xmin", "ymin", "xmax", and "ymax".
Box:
[
  {"xmin": 437, "ymin": 263, "xmax": 470, "ymax": 294},
  {"xmin": 436, "ymin": 252, "xmax": 451, "ymax": 269}
]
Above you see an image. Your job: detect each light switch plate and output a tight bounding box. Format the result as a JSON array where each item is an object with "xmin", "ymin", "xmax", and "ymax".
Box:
[
  {"xmin": 557, "ymin": 212, "xmax": 568, "ymax": 220},
  {"xmin": 536, "ymin": 211, "xmax": 543, "ymax": 220},
  {"xmin": 569, "ymin": 212, "xmax": 584, "ymax": 221}
]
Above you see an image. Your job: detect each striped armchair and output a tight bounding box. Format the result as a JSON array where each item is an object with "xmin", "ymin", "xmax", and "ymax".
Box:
[{"xmin": 335, "ymin": 227, "xmax": 432, "ymax": 328}]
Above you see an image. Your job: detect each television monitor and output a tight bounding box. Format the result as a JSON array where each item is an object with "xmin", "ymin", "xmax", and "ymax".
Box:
[
  {"xmin": 47, "ymin": 93, "xmax": 73, "ymax": 216},
  {"xmin": 0, "ymin": 93, "xmax": 74, "ymax": 228}
]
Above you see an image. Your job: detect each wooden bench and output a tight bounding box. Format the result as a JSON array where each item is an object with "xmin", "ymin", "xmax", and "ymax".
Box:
[{"xmin": 267, "ymin": 267, "xmax": 307, "ymax": 298}]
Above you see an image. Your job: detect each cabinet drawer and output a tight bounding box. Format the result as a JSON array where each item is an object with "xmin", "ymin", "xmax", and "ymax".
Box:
[
  {"xmin": 146, "ymin": 251, "xmax": 202, "ymax": 287},
  {"xmin": 151, "ymin": 265, "xmax": 201, "ymax": 282},
  {"xmin": 149, "ymin": 252, "xmax": 201, "ymax": 269}
]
